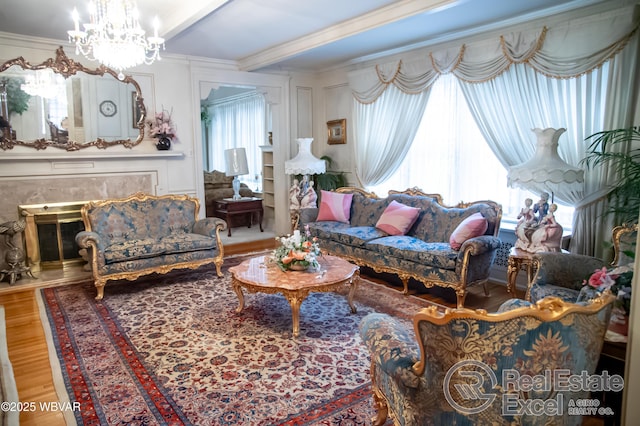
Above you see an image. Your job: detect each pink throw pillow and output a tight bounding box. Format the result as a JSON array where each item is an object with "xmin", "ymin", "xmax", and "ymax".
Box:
[
  {"xmin": 449, "ymin": 212, "xmax": 488, "ymax": 250},
  {"xmin": 316, "ymin": 190, "xmax": 353, "ymax": 223},
  {"xmin": 375, "ymin": 200, "xmax": 421, "ymax": 236}
]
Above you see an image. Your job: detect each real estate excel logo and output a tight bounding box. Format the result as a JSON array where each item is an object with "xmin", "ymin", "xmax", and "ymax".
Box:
[
  {"xmin": 444, "ymin": 360, "xmax": 498, "ymax": 414},
  {"xmin": 443, "ymin": 360, "xmax": 624, "ymax": 417}
]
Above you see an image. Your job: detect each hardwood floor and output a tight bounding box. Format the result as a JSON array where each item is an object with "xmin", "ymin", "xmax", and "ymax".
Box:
[
  {"xmin": 0, "ymin": 238, "xmax": 519, "ymax": 426},
  {"xmin": 0, "ymin": 290, "xmax": 67, "ymax": 425}
]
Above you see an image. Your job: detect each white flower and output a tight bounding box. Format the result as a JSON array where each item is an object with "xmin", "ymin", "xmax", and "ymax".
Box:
[{"xmin": 272, "ymin": 225, "xmax": 321, "ymax": 271}]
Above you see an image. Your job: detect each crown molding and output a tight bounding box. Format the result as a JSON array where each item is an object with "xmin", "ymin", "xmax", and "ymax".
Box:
[{"xmin": 237, "ymin": 0, "xmax": 454, "ymax": 72}]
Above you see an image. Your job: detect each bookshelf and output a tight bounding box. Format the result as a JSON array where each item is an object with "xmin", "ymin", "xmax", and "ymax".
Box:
[{"xmin": 260, "ymin": 145, "xmax": 274, "ymax": 222}]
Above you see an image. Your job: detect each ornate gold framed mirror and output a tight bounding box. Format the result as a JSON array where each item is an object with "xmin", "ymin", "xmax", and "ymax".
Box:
[{"xmin": 0, "ymin": 46, "xmax": 146, "ymax": 151}]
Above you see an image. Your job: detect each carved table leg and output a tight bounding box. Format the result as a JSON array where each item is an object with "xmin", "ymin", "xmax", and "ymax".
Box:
[
  {"xmin": 506, "ymin": 256, "xmax": 520, "ymax": 295},
  {"xmin": 347, "ymin": 274, "xmax": 359, "ymax": 314},
  {"xmin": 285, "ymin": 292, "xmax": 307, "ymax": 337},
  {"xmin": 232, "ymin": 281, "xmax": 245, "ymax": 313}
]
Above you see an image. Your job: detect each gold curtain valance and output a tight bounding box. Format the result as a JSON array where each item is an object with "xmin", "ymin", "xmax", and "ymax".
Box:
[{"xmin": 350, "ymin": 5, "xmax": 640, "ymax": 103}]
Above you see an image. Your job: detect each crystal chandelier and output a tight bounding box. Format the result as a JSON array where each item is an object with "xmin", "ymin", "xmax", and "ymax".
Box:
[
  {"xmin": 21, "ymin": 69, "xmax": 66, "ymax": 99},
  {"xmin": 68, "ymin": 0, "xmax": 165, "ymax": 80}
]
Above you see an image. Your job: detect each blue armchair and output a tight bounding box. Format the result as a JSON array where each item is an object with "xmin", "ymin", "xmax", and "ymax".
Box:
[
  {"xmin": 528, "ymin": 223, "xmax": 637, "ymax": 302},
  {"xmin": 359, "ymin": 294, "xmax": 614, "ymax": 425}
]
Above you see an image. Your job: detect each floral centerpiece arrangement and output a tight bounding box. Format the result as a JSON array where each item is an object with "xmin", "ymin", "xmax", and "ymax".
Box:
[
  {"xmin": 272, "ymin": 226, "xmax": 322, "ymax": 271},
  {"xmin": 147, "ymin": 107, "xmax": 176, "ymax": 149},
  {"xmin": 582, "ymin": 266, "xmax": 633, "ymax": 315}
]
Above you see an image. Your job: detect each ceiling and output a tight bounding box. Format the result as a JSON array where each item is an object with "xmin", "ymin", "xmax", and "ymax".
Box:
[{"xmin": 0, "ymin": 0, "xmax": 613, "ymax": 73}]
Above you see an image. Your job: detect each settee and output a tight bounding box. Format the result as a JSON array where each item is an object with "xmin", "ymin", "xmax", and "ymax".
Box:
[
  {"xmin": 300, "ymin": 188, "xmax": 502, "ymax": 307},
  {"xmin": 76, "ymin": 192, "xmax": 226, "ymax": 300},
  {"xmin": 203, "ymin": 170, "xmax": 254, "ymax": 217},
  {"xmin": 360, "ymin": 293, "xmax": 614, "ymax": 425}
]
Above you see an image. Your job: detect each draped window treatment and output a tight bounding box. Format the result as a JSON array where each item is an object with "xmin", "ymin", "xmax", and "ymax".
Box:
[
  {"xmin": 347, "ymin": 5, "xmax": 639, "ymax": 256},
  {"xmin": 459, "ymin": 62, "xmax": 609, "ymax": 207},
  {"xmin": 205, "ymin": 92, "xmax": 266, "ymax": 186},
  {"xmin": 353, "ymin": 85, "xmax": 430, "ymax": 187}
]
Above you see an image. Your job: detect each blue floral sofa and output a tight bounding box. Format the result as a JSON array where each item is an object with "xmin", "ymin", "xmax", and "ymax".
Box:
[
  {"xmin": 300, "ymin": 188, "xmax": 502, "ymax": 307},
  {"xmin": 76, "ymin": 192, "xmax": 226, "ymax": 300},
  {"xmin": 360, "ymin": 294, "xmax": 615, "ymax": 425}
]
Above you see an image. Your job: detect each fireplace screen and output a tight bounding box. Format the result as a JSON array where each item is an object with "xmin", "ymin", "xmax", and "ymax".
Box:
[{"xmin": 19, "ymin": 201, "xmax": 88, "ymax": 271}]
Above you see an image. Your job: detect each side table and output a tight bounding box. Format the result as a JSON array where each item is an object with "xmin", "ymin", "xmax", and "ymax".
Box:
[
  {"xmin": 506, "ymin": 247, "xmax": 568, "ymax": 299},
  {"xmin": 214, "ymin": 197, "xmax": 264, "ymax": 237}
]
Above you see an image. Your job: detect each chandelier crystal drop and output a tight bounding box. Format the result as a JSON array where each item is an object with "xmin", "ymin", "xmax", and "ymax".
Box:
[{"xmin": 68, "ymin": 0, "xmax": 165, "ymax": 80}]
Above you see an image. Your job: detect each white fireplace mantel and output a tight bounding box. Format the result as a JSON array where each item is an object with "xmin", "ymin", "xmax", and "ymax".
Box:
[
  {"xmin": 0, "ymin": 147, "xmax": 190, "ymax": 225},
  {"xmin": 0, "ymin": 151, "xmax": 184, "ymax": 161}
]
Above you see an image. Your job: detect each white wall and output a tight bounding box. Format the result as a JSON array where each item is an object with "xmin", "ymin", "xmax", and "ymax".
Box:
[{"xmin": 288, "ymin": 70, "xmax": 357, "ymax": 186}]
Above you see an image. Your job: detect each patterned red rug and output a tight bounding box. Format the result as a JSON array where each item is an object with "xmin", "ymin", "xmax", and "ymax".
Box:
[{"xmin": 39, "ymin": 254, "xmax": 439, "ymax": 425}]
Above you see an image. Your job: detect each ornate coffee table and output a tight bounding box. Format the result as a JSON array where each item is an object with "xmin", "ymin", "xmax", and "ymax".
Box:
[{"xmin": 228, "ymin": 254, "xmax": 360, "ymax": 337}]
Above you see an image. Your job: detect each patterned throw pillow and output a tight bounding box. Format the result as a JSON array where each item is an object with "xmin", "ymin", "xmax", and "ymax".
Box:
[
  {"xmin": 316, "ymin": 190, "xmax": 353, "ymax": 223},
  {"xmin": 449, "ymin": 212, "xmax": 488, "ymax": 250},
  {"xmin": 375, "ymin": 200, "xmax": 421, "ymax": 236}
]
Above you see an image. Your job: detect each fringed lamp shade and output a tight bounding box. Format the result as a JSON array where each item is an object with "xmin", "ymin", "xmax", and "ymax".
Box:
[
  {"xmin": 285, "ymin": 138, "xmax": 326, "ymax": 176},
  {"xmin": 507, "ymin": 128, "xmax": 584, "ymax": 201}
]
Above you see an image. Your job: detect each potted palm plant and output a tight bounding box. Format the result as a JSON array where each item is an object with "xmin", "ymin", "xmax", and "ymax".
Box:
[
  {"xmin": 581, "ymin": 127, "xmax": 638, "ymax": 317},
  {"xmin": 312, "ymin": 155, "xmax": 347, "ymax": 193},
  {"xmin": 581, "ymin": 126, "xmax": 640, "ymax": 225}
]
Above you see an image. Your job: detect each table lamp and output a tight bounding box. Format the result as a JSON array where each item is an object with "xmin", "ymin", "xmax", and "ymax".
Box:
[
  {"xmin": 507, "ymin": 127, "xmax": 584, "ymax": 252},
  {"xmin": 224, "ymin": 147, "xmax": 249, "ymax": 200},
  {"xmin": 285, "ymin": 138, "xmax": 325, "ymax": 209}
]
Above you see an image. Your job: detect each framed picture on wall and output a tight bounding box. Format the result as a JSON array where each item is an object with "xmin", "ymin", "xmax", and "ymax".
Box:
[{"xmin": 327, "ymin": 119, "xmax": 346, "ymax": 145}]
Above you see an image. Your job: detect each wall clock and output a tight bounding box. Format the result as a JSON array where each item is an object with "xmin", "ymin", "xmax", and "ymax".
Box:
[{"xmin": 99, "ymin": 100, "xmax": 117, "ymax": 117}]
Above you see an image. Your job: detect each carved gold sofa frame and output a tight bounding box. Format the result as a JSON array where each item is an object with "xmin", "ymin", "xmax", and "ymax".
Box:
[
  {"xmin": 76, "ymin": 192, "xmax": 226, "ymax": 300},
  {"xmin": 301, "ymin": 187, "xmax": 502, "ymax": 307}
]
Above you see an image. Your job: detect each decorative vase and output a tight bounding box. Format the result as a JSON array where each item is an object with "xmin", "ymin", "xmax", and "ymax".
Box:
[
  {"xmin": 156, "ymin": 136, "xmax": 171, "ymax": 151},
  {"xmin": 288, "ymin": 261, "xmax": 310, "ymax": 271}
]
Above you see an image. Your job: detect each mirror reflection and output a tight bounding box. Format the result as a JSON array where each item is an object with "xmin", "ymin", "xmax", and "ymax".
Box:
[
  {"xmin": 0, "ymin": 46, "xmax": 146, "ymax": 151},
  {"xmin": 201, "ymin": 84, "xmax": 269, "ymax": 191}
]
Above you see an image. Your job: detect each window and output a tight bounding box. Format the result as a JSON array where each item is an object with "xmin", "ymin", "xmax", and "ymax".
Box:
[{"xmin": 368, "ymin": 74, "xmax": 575, "ymax": 228}]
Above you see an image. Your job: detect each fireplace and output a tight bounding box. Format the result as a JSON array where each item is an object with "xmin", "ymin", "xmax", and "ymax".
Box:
[{"xmin": 19, "ymin": 201, "xmax": 88, "ymax": 271}]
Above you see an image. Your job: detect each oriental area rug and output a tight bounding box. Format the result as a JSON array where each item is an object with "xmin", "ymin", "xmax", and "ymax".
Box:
[{"xmin": 38, "ymin": 254, "xmax": 439, "ymax": 425}]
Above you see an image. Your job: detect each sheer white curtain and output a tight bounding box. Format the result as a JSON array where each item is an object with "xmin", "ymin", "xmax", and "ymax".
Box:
[
  {"xmin": 368, "ymin": 75, "xmax": 552, "ymax": 221},
  {"xmin": 348, "ymin": 4, "xmax": 639, "ymax": 255},
  {"xmin": 573, "ymin": 32, "xmax": 640, "ymax": 257},
  {"xmin": 461, "ymin": 62, "xmax": 608, "ymax": 206},
  {"xmin": 459, "ymin": 45, "xmax": 637, "ymax": 256},
  {"xmin": 206, "ymin": 93, "xmax": 266, "ymax": 186},
  {"xmin": 458, "ymin": 63, "xmax": 610, "ymax": 253},
  {"xmin": 353, "ymin": 85, "xmax": 430, "ymax": 186}
]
